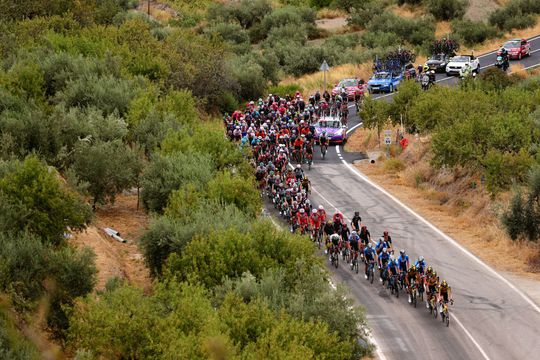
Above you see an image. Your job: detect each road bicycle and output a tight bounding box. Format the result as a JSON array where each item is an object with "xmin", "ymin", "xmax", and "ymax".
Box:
[
  {"xmin": 350, "ymin": 251, "xmax": 359, "ymax": 274},
  {"xmin": 440, "ymin": 299, "xmax": 453, "ymax": 327},
  {"xmin": 366, "ymin": 260, "xmax": 375, "ymax": 284},
  {"xmin": 409, "ymin": 283, "xmax": 417, "ymax": 308},
  {"xmin": 320, "ymin": 143, "xmax": 328, "ymax": 159},
  {"xmin": 427, "ymin": 291, "xmax": 437, "ymax": 318},
  {"xmin": 389, "ymin": 274, "xmax": 399, "ymax": 298},
  {"xmin": 331, "ymin": 247, "xmax": 339, "ymax": 268}
]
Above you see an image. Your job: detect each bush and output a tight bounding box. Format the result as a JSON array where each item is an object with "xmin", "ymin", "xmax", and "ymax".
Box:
[
  {"xmin": 230, "ymin": 55, "xmax": 268, "ymax": 100},
  {"xmin": 360, "ymin": 31, "xmax": 400, "ymax": 49},
  {"xmin": 365, "ymin": 13, "xmax": 435, "ymax": 47},
  {"xmin": 0, "ymin": 308, "xmax": 39, "ymax": 360},
  {"xmin": 0, "ymin": 157, "xmax": 92, "ymax": 245},
  {"xmin": 140, "ymin": 152, "xmax": 215, "ymax": 213},
  {"xmin": 347, "ymin": 1, "xmax": 384, "ymax": 29},
  {"xmin": 426, "ymin": 0, "xmax": 467, "ymax": 21},
  {"xmin": 502, "ymin": 167, "xmax": 540, "ymax": 241},
  {"xmin": 477, "ymin": 67, "xmax": 517, "ymax": 91},
  {"xmin": 489, "ymin": 0, "xmax": 540, "ymax": 31},
  {"xmin": 384, "ymin": 157, "xmax": 406, "ymax": 172},
  {"xmin": 140, "ymin": 199, "xmax": 249, "ymax": 276},
  {"xmin": 206, "ymin": 170, "xmax": 261, "ymax": 218},
  {"xmin": 451, "ymin": 19, "xmax": 499, "ymax": 45},
  {"xmin": 166, "ymin": 220, "xmax": 314, "ymax": 288}
]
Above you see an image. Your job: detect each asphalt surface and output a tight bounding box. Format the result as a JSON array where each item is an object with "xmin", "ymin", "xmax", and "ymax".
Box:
[{"xmin": 303, "ymin": 34, "xmax": 540, "ymax": 360}]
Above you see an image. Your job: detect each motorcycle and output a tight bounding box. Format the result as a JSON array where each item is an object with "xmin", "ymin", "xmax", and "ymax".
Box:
[
  {"xmin": 495, "ymin": 55, "xmax": 509, "ymax": 72},
  {"xmin": 421, "ymin": 74, "xmax": 430, "ymax": 91}
]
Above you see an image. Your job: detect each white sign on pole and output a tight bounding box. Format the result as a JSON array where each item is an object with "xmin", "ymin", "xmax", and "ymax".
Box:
[
  {"xmin": 384, "ymin": 130, "xmax": 392, "ymax": 145},
  {"xmin": 319, "ymin": 60, "xmax": 330, "ymax": 72}
]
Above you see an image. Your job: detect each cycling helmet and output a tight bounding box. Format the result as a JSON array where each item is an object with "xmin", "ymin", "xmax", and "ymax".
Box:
[
  {"xmin": 441, "ymin": 280, "xmax": 448, "ymax": 286},
  {"xmin": 351, "ymin": 231, "xmax": 357, "ymax": 235},
  {"xmin": 368, "ymin": 243, "xmax": 373, "ymax": 248},
  {"xmin": 299, "ymin": 208, "xmax": 305, "ymax": 213},
  {"xmin": 432, "ymin": 271, "xmax": 437, "ymax": 277},
  {"xmin": 418, "ymin": 256, "xmax": 424, "ymax": 262},
  {"xmin": 354, "ymin": 211, "xmax": 359, "ymax": 216},
  {"xmin": 400, "ymin": 249, "xmax": 405, "ymax": 255},
  {"xmin": 305, "ymin": 199, "xmax": 310, "ymax": 204},
  {"xmin": 390, "ymin": 255, "xmax": 395, "ymax": 261},
  {"xmin": 319, "ymin": 205, "xmax": 324, "ymax": 210},
  {"xmin": 410, "ymin": 265, "xmax": 416, "ymax": 272},
  {"xmin": 427, "ymin": 266, "xmax": 433, "ymax": 273},
  {"xmin": 259, "ymin": 162, "xmax": 264, "ymax": 167},
  {"xmin": 383, "ymin": 230, "xmax": 389, "ymax": 236},
  {"xmin": 382, "ymin": 248, "xmax": 387, "ymax": 253},
  {"xmin": 313, "ymin": 209, "xmax": 318, "ymax": 214},
  {"xmin": 296, "ymin": 164, "xmax": 301, "ymax": 169}
]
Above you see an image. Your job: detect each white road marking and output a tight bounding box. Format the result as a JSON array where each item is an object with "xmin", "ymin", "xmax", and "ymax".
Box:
[{"xmin": 453, "ymin": 315, "xmax": 491, "ymax": 360}]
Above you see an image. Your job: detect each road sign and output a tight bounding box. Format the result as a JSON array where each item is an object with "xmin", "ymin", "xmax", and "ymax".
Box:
[
  {"xmin": 384, "ymin": 130, "xmax": 392, "ymax": 145},
  {"xmin": 320, "ymin": 60, "xmax": 330, "ymax": 72}
]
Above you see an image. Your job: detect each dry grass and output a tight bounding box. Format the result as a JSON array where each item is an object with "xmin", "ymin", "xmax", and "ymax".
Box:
[
  {"xmin": 465, "ymin": 0, "xmax": 501, "ymax": 22},
  {"xmin": 391, "ymin": 4, "xmax": 425, "ymax": 19},
  {"xmin": 317, "ymin": 8, "xmax": 348, "ymax": 20},
  {"xmin": 281, "ymin": 63, "xmax": 373, "ymax": 97},
  {"xmin": 136, "ymin": 1, "xmax": 177, "ymax": 22},
  {"xmin": 352, "ymin": 133, "xmax": 540, "ymax": 281},
  {"xmin": 344, "ymin": 128, "xmax": 381, "ymax": 152},
  {"xmin": 435, "ymin": 21, "xmax": 452, "ymax": 38}
]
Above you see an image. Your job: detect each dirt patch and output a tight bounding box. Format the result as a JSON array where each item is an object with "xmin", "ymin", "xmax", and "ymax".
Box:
[
  {"xmin": 316, "ymin": 17, "xmax": 348, "ymax": 32},
  {"xmin": 347, "ymin": 132, "xmax": 540, "ymax": 301},
  {"xmin": 465, "ymin": 0, "xmax": 500, "ymax": 22},
  {"xmin": 71, "ymin": 194, "xmax": 152, "ymax": 292}
]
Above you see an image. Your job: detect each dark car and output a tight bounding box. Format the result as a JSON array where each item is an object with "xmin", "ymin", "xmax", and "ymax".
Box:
[{"xmin": 426, "ymin": 54, "xmax": 450, "ymax": 73}]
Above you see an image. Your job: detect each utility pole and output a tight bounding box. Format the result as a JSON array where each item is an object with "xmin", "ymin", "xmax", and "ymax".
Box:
[{"xmin": 147, "ymin": 0, "xmax": 151, "ymax": 18}]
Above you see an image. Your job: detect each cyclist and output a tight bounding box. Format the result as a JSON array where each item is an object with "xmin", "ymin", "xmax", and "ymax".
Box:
[
  {"xmin": 378, "ymin": 247, "xmax": 390, "ymax": 283},
  {"xmin": 359, "ymin": 225, "xmax": 371, "ymax": 247},
  {"xmin": 363, "ymin": 243, "xmax": 377, "ymax": 279},
  {"xmin": 318, "ymin": 205, "xmax": 327, "ymax": 223},
  {"xmin": 332, "ymin": 212, "xmax": 344, "ymax": 233},
  {"xmin": 296, "ymin": 208, "xmax": 309, "ymax": 234},
  {"xmin": 309, "ymin": 209, "xmax": 321, "ymax": 241},
  {"xmin": 375, "ymin": 236, "xmax": 391, "ymax": 255},
  {"xmin": 438, "ymin": 280, "xmax": 453, "ymax": 315},
  {"xmin": 405, "ymin": 265, "xmax": 419, "ymax": 303},
  {"xmin": 382, "ymin": 230, "xmax": 392, "ymax": 248},
  {"xmin": 340, "ymin": 222, "xmax": 350, "ymax": 243},
  {"xmin": 294, "ymin": 164, "xmax": 304, "ymax": 181},
  {"xmin": 323, "ymin": 220, "xmax": 334, "ymax": 246},
  {"xmin": 329, "ymin": 233, "xmax": 341, "ymax": 261},
  {"xmin": 425, "ymin": 270, "xmax": 439, "ymax": 309},
  {"xmin": 319, "ymin": 131, "xmax": 329, "ymax": 156},
  {"xmin": 351, "ymin": 211, "xmax": 362, "ymax": 232},
  {"xmin": 301, "ymin": 176, "xmax": 310, "ymax": 194},
  {"xmin": 387, "ymin": 254, "xmax": 400, "ymax": 288},
  {"xmin": 415, "ymin": 256, "xmax": 427, "ymax": 275},
  {"xmin": 293, "ymin": 136, "xmax": 304, "ymax": 162},
  {"xmin": 349, "ymin": 230, "xmax": 360, "ymax": 270},
  {"xmin": 397, "ymin": 249, "xmax": 409, "ymax": 273},
  {"xmin": 305, "ymin": 140, "xmax": 314, "ymax": 165}
]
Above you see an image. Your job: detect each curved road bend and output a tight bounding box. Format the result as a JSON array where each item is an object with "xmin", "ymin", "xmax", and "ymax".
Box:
[{"xmin": 308, "ymin": 35, "xmax": 540, "ymax": 359}]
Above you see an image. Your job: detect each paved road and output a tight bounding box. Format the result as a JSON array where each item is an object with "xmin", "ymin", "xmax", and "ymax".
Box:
[{"xmin": 306, "ymin": 35, "xmax": 540, "ymax": 359}]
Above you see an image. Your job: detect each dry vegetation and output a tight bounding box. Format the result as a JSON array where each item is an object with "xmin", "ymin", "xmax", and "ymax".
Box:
[{"xmin": 348, "ymin": 129, "xmax": 540, "ymax": 283}]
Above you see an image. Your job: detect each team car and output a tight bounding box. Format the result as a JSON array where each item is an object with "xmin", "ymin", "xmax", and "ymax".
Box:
[
  {"xmin": 313, "ymin": 116, "xmax": 348, "ymax": 144},
  {"xmin": 367, "ymin": 71, "xmax": 403, "ymax": 93},
  {"xmin": 497, "ymin": 39, "xmax": 531, "ymax": 60},
  {"xmin": 331, "ymin": 78, "xmax": 367, "ymax": 100},
  {"xmin": 426, "ymin": 53, "xmax": 451, "ymax": 73},
  {"xmin": 445, "ymin": 55, "xmax": 480, "ymax": 76}
]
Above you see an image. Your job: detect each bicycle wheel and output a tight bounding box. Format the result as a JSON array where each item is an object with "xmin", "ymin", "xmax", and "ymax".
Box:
[
  {"xmin": 395, "ymin": 284, "xmax": 399, "ymax": 298},
  {"xmin": 433, "ymin": 304, "xmax": 438, "ymax": 319},
  {"xmin": 413, "ymin": 293, "xmax": 417, "ymax": 308},
  {"xmin": 446, "ymin": 313, "xmax": 450, "ymax": 327},
  {"xmin": 370, "ymin": 269, "xmax": 374, "ymax": 284}
]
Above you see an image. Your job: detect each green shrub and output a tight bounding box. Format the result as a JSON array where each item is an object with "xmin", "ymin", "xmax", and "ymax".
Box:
[
  {"xmin": 231, "ymin": 56, "xmax": 267, "ymax": 100},
  {"xmin": 206, "ymin": 170, "xmax": 261, "ymax": 218},
  {"xmin": 0, "ymin": 307, "xmax": 39, "ymax": 360},
  {"xmin": 140, "ymin": 152, "xmax": 215, "ymax": 213},
  {"xmin": 384, "ymin": 158, "xmax": 406, "ymax": 172},
  {"xmin": 360, "ymin": 31, "xmax": 400, "ymax": 49},
  {"xmin": 489, "ymin": 0, "xmax": 540, "ymax": 31},
  {"xmin": 451, "ymin": 19, "xmax": 499, "ymax": 45},
  {"xmin": 365, "ymin": 13, "xmax": 435, "ymax": 47},
  {"xmin": 207, "ymin": 0, "xmax": 272, "ymax": 29},
  {"xmin": 141, "ymin": 199, "xmax": 249, "ymax": 276},
  {"xmin": 502, "ymin": 167, "xmax": 540, "ymax": 241},
  {"xmin": 426, "ymin": 0, "xmax": 467, "ymax": 21},
  {"xmin": 347, "ymin": 1, "xmax": 384, "ymax": 29}
]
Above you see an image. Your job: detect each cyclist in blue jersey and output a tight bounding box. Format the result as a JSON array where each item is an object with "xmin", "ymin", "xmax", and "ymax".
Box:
[
  {"xmin": 363, "ymin": 243, "xmax": 377, "ymax": 279},
  {"xmin": 387, "ymin": 255, "xmax": 400, "ymax": 288},
  {"xmin": 397, "ymin": 249, "xmax": 409, "ymax": 273},
  {"xmin": 378, "ymin": 247, "xmax": 390, "ymax": 283},
  {"xmin": 375, "ymin": 236, "xmax": 391, "ymax": 255},
  {"xmin": 415, "ymin": 256, "xmax": 427, "ymax": 275}
]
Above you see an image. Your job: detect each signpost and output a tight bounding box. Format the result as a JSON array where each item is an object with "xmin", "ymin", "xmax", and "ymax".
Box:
[
  {"xmin": 384, "ymin": 130, "xmax": 392, "ymax": 145},
  {"xmin": 320, "ymin": 60, "xmax": 330, "ymax": 93}
]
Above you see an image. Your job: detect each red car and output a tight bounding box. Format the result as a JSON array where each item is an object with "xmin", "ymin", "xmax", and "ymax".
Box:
[
  {"xmin": 331, "ymin": 78, "xmax": 367, "ymax": 100},
  {"xmin": 497, "ymin": 39, "xmax": 531, "ymax": 60}
]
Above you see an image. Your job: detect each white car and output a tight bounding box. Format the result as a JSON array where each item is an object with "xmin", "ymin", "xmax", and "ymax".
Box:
[{"xmin": 445, "ymin": 55, "xmax": 480, "ymax": 76}]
